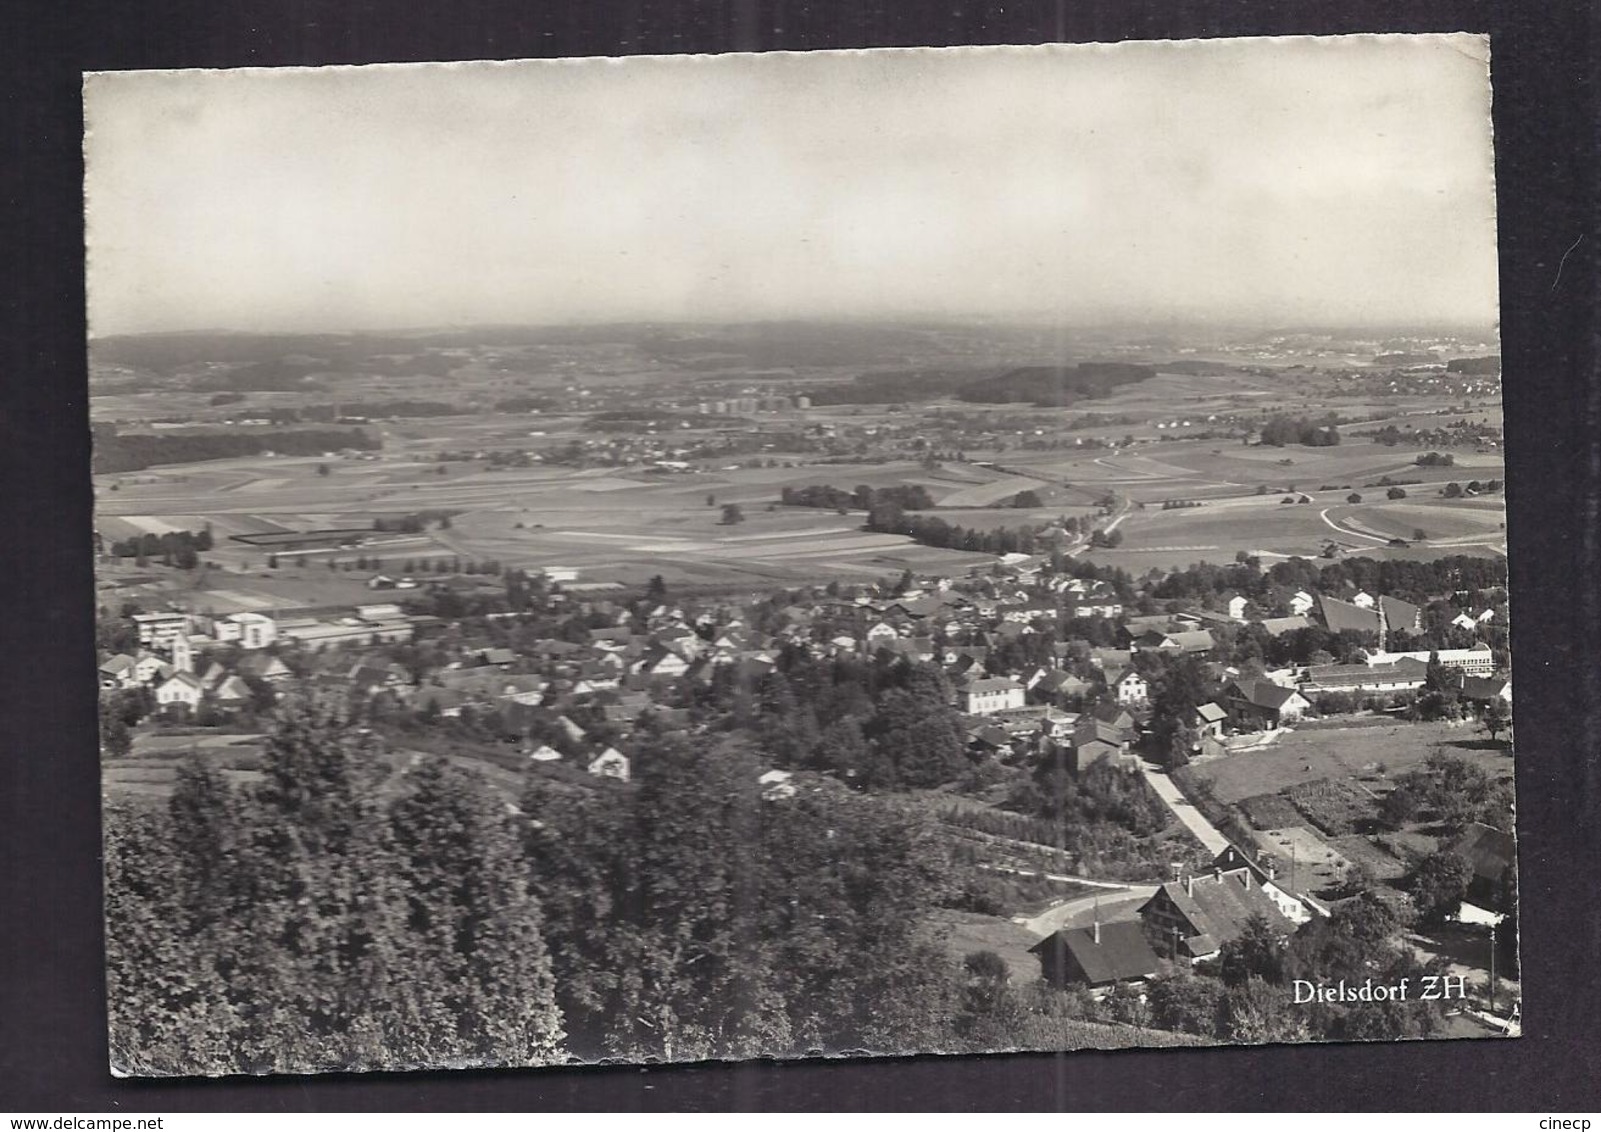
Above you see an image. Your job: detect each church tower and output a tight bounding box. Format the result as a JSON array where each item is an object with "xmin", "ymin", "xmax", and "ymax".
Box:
[{"xmin": 169, "ymin": 632, "xmax": 193, "ymax": 674}]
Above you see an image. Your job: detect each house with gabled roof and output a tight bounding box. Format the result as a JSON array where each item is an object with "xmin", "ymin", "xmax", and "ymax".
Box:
[
  {"xmin": 131, "ymin": 653, "xmax": 169, "ymax": 685},
  {"xmin": 1031, "ymin": 920, "xmax": 1162, "ymax": 991},
  {"xmin": 1194, "ymin": 702, "xmax": 1228, "ymax": 740},
  {"xmin": 1318, "ymin": 594, "xmax": 1382, "ymax": 637},
  {"xmin": 1460, "ymin": 673, "xmax": 1512, "ymax": 706},
  {"xmin": 155, "ymin": 670, "xmax": 205, "ymax": 711},
  {"xmin": 588, "ymin": 747, "xmax": 630, "ymax": 782},
  {"xmin": 1138, "ymin": 869, "xmax": 1298, "ymax": 962},
  {"xmin": 1222, "ymin": 678, "xmax": 1310, "ymax": 731},
  {"xmin": 212, "ymin": 674, "xmax": 254, "ymax": 706},
  {"xmin": 1107, "ymin": 667, "xmax": 1149, "ymax": 706},
  {"xmin": 236, "ymin": 652, "xmax": 294, "ymax": 684},
  {"xmin": 1071, "ymin": 719, "xmax": 1138, "ymax": 774},
  {"xmin": 1258, "ymin": 614, "xmax": 1312, "ymax": 638},
  {"xmin": 633, "ymin": 646, "xmax": 689, "ymax": 679},
  {"xmin": 98, "ymin": 653, "xmax": 139, "ymax": 689}
]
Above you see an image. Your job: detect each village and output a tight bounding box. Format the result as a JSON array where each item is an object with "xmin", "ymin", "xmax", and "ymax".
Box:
[{"xmin": 96, "ymin": 527, "xmax": 1519, "ymax": 1042}]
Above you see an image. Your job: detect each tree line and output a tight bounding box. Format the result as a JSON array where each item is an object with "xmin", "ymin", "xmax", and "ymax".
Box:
[
  {"xmin": 93, "ymin": 425, "xmax": 379, "ymax": 474},
  {"xmin": 865, "ymin": 503, "xmax": 1046, "ymax": 556},
  {"xmin": 106, "ymin": 527, "xmax": 213, "ymax": 567},
  {"xmin": 780, "ymin": 483, "xmax": 936, "ymax": 511}
]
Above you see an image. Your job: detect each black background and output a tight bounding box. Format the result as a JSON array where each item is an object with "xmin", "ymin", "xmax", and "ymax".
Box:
[{"xmin": 4, "ymin": 0, "xmax": 1599, "ymax": 1112}]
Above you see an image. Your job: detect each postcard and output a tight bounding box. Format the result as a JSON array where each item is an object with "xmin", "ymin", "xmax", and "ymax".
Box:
[{"xmin": 85, "ymin": 35, "xmax": 1517, "ymax": 1076}]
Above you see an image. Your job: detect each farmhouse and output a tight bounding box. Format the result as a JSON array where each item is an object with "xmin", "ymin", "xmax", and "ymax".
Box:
[
  {"xmin": 1138, "ymin": 869, "xmax": 1297, "ymax": 962},
  {"xmin": 1030, "ymin": 920, "xmax": 1162, "ymax": 991},
  {"xmin": 1210, "ymin": 845, "xmax": 1319, "ymax": 926},
  {"xmin": 1222, "ymin": 678, "xmax": 1310, "ymax": 731}
]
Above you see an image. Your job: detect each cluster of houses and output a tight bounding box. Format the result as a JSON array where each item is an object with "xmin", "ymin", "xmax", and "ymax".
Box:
[
  {"xmin": 98, "ymin": 557, "xmax": 1509, "ymax": 790},
  {"xmin": 1031, "ymin": 844, "xmax": 1326, "ymax": 992},
  {"xmin": 1029, "ymin": 817, "xmax": 1516, "ymax": 996},
  {"xmin": 97, "ymin": 604, "xmax": 427, "ymax": 716}
]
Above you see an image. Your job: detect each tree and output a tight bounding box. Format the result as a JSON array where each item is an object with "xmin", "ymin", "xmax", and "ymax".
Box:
[
  {"xmin": 1408, "ymin": 850, "xmax": 1474, "ymax": 925},
  {"xmin": 1012, "ymin": 489, "xmax": 1043, "ymax": 509},
  {"xmin": 99, "ymin": 700, "xmax": 132, "ymax": 758},
  {"xmin": 1347, "ymin": 493, "xmax": 1362, "ymax": 504},
  {"xmin": 1443, "ymin": 482, "xmax": 1463, "ymax": 499},
  {"xmin": 1146, "ymin": 973, "xmax": 1226, "ymax": 1035},
  {"xmin": 955, "ymin": 951, "xmax": 1026, "ymax": 1049},
  {"xmin": 387, "ymin": 757, "xmax": 564, "ymax": 1064},
  {"xmin": 1218, "ymin": 915, "xmax": 1288, "ymax": 987},
  {"xmin": 1379, "ymin": 785, "xmax": 1420, "ymax": 830},
  {"xmin": 1387, "ymin": 487, "xmax": 1408, "ymax": 500},
  {"xmin": 1218, "ymin": 977, "xmax": 1307, "ymax": 1043},
  {"xmin": 266, "ymin": 553, "xmax": 280, "ymax": 569},
  {"xmin": 720, "ymin": 503, "xmax": 745, "ymax": 525},
  {"xmin": 646, "ymin": 574, "xmax": 668, "ymax": 601},
  {"xmin": 1481, "ymin": 697, "xmax": 1512, "ymax": 743},
  {"xmin": 316, "ymin": 463, "xmax": 331, "ymax": 477}
]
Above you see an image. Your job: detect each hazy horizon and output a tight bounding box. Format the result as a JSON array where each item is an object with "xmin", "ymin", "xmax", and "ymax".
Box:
[{"xmin": 85, "ymin": 37, "xmax": 1500, "ymax": 338}]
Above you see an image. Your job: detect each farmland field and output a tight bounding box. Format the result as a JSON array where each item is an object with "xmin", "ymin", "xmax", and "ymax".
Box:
[{"xmin": 1189, "ymin": 721, "xmax": 1513, "ymax": 805}]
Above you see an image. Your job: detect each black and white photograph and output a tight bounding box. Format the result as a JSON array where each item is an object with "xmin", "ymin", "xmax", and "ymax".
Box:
[{"xmin": 83, "ymin": 35, "xmax": 1521, "ymax": 1079}]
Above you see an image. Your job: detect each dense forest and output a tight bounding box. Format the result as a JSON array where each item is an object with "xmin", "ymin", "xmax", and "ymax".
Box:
[
  {"xmin": 104, "ymin": 701, "xmax": 1197, "ymax": 1074},
  {"xmin": 92, "ymin": 425, "xmax": 380, "ymax": 474}
]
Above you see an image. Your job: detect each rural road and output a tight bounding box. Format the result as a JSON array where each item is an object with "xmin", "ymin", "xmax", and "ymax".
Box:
[
  {"xmin": 1318, "ymin": 507, "xmax": 1392, "ymax": 545},
  {"xmin": 1020, "ymin": 885, "xmax": 1159, "ymax": 938},
  {"xmin": 1136, "ymin": 757, "xmax": 1232, "ymax": 856}
]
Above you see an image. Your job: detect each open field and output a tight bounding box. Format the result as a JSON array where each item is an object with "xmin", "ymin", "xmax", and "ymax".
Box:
[
  {"xmin": 93, "ymin": 328, "xmax": 1506, "ymax": 605},
  {"xmin": 1190, "ymin": 721, "xmax": 1513, "ymax": 805},
  {"xmin": 932, "ymin": 910, "xmax": 1051, "ymax": 985}
]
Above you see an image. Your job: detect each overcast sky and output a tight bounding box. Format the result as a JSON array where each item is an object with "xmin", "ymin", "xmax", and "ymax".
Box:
[{"xmin": 84, "ymin": 36, "xmax": 1499, "ymax": 336}]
